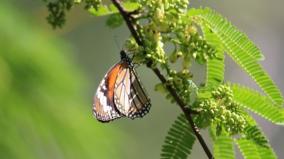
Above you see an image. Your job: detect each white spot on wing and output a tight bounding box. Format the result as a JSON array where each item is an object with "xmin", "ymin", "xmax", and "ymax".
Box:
[{"xmin": 95, "ymin": 77, "xmax": 115, "ymax": 117}]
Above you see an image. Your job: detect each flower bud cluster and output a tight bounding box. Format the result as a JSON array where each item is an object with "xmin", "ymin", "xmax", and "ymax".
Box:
[
  {"xmin": 133, "ymin": 0, "xmax": 190, "ymax": 66},
  {"xmin": 133, "ymin": 0, "xmax": 217, "ymax": 68},
  {"xmin": 187, "ymin": 32, "xmax": 217, "ymax": 64},
  {"xmin": 142, "ymin": 25, "xmax": 167, "ymax": 67},
  {"xmin": 199, "ymin": 85, "xmax": 247, "ymax": 135},
  {"xmin": 173, "ymin": 25, "xmax": 217, "ymax": 65}
]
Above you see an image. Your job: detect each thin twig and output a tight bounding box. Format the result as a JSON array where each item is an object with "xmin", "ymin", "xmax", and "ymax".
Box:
[{"xmin": 111, "ymin": 0, "xmax": 213, "ymax": 158}]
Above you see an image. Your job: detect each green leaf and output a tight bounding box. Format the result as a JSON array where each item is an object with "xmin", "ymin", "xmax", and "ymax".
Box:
[
  {"xmin": 202, "ymin": 24, "xmax": 225, "ymax": 88},
  {"xmin": 231, "ymin": 84, "xmax": 284, "ymax": 125},
  {"xmin": 188, "ymin": 8, "xmax": 264, "ymax": 60},
  {"xmin": 106, "ymin": 14, "xmax": 123, "ymax": 28},
  {"xmin": 236, "ymin": 116, "xmax": 277, "ymax": 159},
  {"xmin": 213, "ymin": 135, "xmax": 235, "ymax": 159},
  {"xmin": 123, "ymin": 2, "xmax": 140, "ymax": 11},
  {"xmin": 236, "ymin": 139, "xmax": 276, "ymax": 159},
  {"xmin": 243, "ymin": 125, "xmax": 269, "ymax": 148},
  {"xmin": 226, "ymin": 41, "xmax": 283, "ymax": 106},
  {"xmin": 88, "ymin": 2, "xmax": 139, "ymax": 16},
  {"xmin": 88, "ymin": 5, "xmax": 112, "ymax": 16},
  {"xmin": 188, "ymin": 8, "xmax": 284, "ymax": 105},
  {"xmin": 160, "ymin": 114, "xmax": 195, "ymax": 159},
  {"xmin": 209, "ymin": 124, "xmax": 235, "ymax": 159}
]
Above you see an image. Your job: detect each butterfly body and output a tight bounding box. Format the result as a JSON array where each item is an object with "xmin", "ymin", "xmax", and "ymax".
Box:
[{"xmin": 93, "ymin": 51, "xmax": 151, "ymax": 122}]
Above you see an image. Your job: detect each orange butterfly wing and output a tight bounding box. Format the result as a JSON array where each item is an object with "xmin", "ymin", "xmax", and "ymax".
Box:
[{"xmin": 93, "ymin": 62, "xmax": 124, "ymax": 122}]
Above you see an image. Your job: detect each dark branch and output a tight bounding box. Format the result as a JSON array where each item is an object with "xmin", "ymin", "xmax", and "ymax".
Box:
[
  {"xmin": 152, "ymin": 68, "xmax": 213, "ymax": 159},
  {"xmin": 111, "ymin": 0, "xmax": 213, "ymax": 158},
  {"xmin": 111, "ymin": 0, "xmax": 143, "ymax": 46}
]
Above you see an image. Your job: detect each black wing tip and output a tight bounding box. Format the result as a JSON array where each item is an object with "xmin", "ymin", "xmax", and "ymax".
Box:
[{"xmin": 128, "ymin": 102, "xmax": 151, "ymax": 119}]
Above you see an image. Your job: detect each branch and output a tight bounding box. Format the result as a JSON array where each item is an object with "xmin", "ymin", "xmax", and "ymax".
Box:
[
  {"xmin": 111, "ymin": 0, "xmax": 213, "ymax": 158},
  {"xmin": 152, "ymin": 68, "xmax": 213, "ymax": 159}
]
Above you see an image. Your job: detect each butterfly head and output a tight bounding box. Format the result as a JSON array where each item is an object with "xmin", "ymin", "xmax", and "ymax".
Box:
[{"xmin": 120, "ymin": 50, "xmax": 132, "ymax": 66}]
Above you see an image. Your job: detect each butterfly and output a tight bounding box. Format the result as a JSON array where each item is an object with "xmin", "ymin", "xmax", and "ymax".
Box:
[{"xmin": 93, "ymin": 51, "xmax": 151, "ymax": 122}]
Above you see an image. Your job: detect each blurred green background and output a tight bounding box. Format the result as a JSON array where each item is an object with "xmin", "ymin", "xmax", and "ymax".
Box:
[{"xmin": 0, "ymin": 0, "xmax": 283, "ymax": 158}]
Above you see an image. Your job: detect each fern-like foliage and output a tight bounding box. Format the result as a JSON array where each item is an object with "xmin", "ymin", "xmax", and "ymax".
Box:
[
  {"xmin": 202, "ymin": 24, "xmax": 225, "ymax": 88},
  {"xmin": 188, "ymin": 8, "xmax": 284, "ymax": 106},
  {"xmin": 213, "ymin": 136, "xmax": 234, "ymax": 159},
  {"xmin": 209, "ymin": 124, "xmax": 235, "ymax": 159},
  {"xmin": 188, "ymin": 8, "xmax": 264, "ymax": 61},
  {"xmin": 238, "ymin": 138, "xmax": 277, "ymax": 159},
  {"xmin": 236, "ymin": 116, "xmax": 277, "ymax": 159},
  {"xmin": 237, "ymin": 139, "xmax": 276, "ymax": 159},
  {"xmin": 160, "ymin": 114, "xmax": 195, "ymax": 159},
  {"xmin": 243, "ymin": 125, "xmax": 269, "ymax": 148},
  {"xmin": 210, "ymin": 129, "xmax": 235, "ymax": 159},
  {"xmin": 231, "ymin": 84, "xmax": 284, "ymax": 125}
]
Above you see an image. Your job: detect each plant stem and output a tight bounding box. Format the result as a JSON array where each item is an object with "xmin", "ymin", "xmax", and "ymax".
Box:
[
  {"xmin": 111, "ymin": 0, "xmax": 213, "ymax": 158},
  {"xmin": 152, "ymin": 68, "xmax": 213, "ymax": 159}
]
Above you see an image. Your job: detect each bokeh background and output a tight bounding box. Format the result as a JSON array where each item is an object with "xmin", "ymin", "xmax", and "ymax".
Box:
[{"xmin": 1, "ymin": 0, "xmax": 284, "ymax": 158}]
